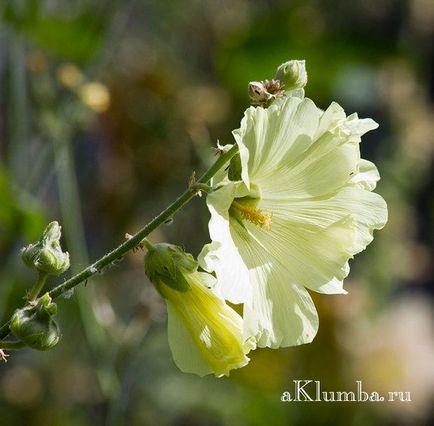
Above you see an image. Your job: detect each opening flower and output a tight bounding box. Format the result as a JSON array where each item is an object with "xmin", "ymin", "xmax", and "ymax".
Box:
[
  {"xmin": 144, "ymin": 243, "xmax": 254, "ymax": 377},
  {"xmin": 200, "ymin": 93, "xmax": 388, "ymax": 349}
]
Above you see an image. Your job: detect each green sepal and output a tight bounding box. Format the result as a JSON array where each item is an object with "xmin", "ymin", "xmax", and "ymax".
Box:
[
  {"xmin": 228, "ymin": 154, "xmax": 242, "ymax": 182},
  {"xmin": 144, "ymin": 243, "xmax": 198, "ymax": 295}
]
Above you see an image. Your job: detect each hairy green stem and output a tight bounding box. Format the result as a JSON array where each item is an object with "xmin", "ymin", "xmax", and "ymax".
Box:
[
  {"xmin": 27, "ymin": 272, "xmax": 48, "ymax": 302},
  {"xmin": 48, "ymin": 144, "xmax": 238, "ymax": 300},
  {"xmin": 0, "ymin": 144, "xmax": 238, "ymax": 340}
]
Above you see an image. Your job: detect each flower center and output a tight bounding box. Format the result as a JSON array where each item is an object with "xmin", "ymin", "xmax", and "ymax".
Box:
[{"xmin": 230, "ymin": 200, "xmax": 272, "ymax": 230}]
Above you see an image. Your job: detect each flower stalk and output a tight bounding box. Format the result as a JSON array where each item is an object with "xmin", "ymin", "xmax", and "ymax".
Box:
[
  {"xmin": 27, "ymin": 272, "xmax": 48, "ymax": 302},
  {"xmin": 0, "ymin": 143, "xmax": 239, "ymax": 341}
]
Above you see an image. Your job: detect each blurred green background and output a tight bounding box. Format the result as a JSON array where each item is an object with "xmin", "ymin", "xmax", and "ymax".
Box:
[{"xmin": 1, "ymin": 0, "xmax": 433, "ymax": 425}]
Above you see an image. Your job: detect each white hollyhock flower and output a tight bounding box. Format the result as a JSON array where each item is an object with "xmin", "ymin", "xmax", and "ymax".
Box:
[
  {"xmin": 199, "ymin": 94, "xmax": 388, "ymax": 349},
  {"xmin": 144, "ymin": 243, "xmax": 254, "ymax": 377}
]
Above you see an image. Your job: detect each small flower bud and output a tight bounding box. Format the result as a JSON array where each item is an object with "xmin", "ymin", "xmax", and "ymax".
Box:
[
  {"xmin": 144, "ymin": 243, "xmax": 198, "ymax": 294},
  {"xmin": 275, "ymin": 60, "xmax": 308, "ymax": 90},
  {"xmin": 10, "ymin": 293, "xmax": 61, "ymax": 350},
  {"xmin": 21, "ymin": 221, "xmax": 70, "ymax": 275},
  {"xmin": 248, "ymin": 81, "xmax": 272, "ymax": 105}
]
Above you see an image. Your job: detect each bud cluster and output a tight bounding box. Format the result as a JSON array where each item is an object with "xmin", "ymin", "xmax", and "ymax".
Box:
[{"xmin": 248, "ymin": 60, "xmax": 308, "ymax": 107}]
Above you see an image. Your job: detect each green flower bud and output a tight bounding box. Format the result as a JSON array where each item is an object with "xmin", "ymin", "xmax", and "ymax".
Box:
[
  {"xmin": 275, "ymin": 60, "xmax": 308, "ymax": 90},
  {"xmin": 144, "ymin": 243, "xmax": 198, "ymax": 295},
  {"xmin": 21, "ymin": 221, "xmax": 70, "ymax": 275},
  {"xmin": 10, "ymin": 293, "xmax": 61, "ymax": 350}
]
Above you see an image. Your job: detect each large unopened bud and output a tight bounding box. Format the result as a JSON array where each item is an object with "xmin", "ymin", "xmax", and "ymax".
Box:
[
  {"xmin": 21, "ymin": 221, "xmax": 70, "ymax": 275},
  {"xmin": 144, "ymin": 243, "xmax": 254, "ymax": 377},
  {"xmin": 275, "ymin": 60, "xmax": 308, "ymax": 90},
  {"xmin": 10, "ymin": 293, "xmax": 61, "ymax": 350}
]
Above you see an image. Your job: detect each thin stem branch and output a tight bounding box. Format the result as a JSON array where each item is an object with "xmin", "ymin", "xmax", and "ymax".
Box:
[
  {"xmin": 141, "ymin": 239, "xmax": 155, "ymax": 251},
  {"xmin": 0, "ymin": 340, "xmax": 26, "ymax": 350},
  {"xmin": 27, "ymin": 272, "xmax": 48, "ymax": 302},
  {"xmin": 0, "ymin": 144, "xmax": 239, "ymax": 341}
]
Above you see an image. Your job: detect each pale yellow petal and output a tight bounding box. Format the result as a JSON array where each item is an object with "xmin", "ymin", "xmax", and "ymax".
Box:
[
  {"xmin": 165, "ymin": 272, "xmax": 253, "ymax": 377},
  {"xmin": 243, "ymin": 262, "xmax": 319, "ymax": 348},
  {"xmin": 351, "ymin": 159, "xmax": 380, "ymax": 190},
  {"xmin": 232, "ymin": 97, "xmax": 322, "ymax": 187},
  {"xmin": 230, "ymin": 216, "xmax": 355, "ymax": 295},
  {"xmin": 166, "ymin": 301, "xmax": 212, "ymax": 376},
  {"xmin": 199, "ymin": 183, "xmax": 253, "ymax": 304}
]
